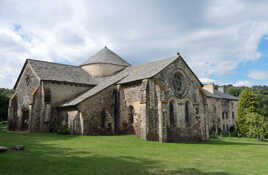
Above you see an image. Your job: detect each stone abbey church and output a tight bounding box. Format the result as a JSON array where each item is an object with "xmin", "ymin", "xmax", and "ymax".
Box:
[{"xmin": 8, "ymin": 47, "xmax": 238, "ymax": 142}]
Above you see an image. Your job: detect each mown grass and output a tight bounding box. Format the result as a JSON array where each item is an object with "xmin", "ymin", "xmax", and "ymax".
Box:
[{"xmin": 0, "ymin": 121, "xmax": 268, "ymax": 175}]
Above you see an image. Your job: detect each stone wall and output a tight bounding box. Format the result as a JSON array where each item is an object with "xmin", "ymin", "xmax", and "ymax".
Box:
[
  {"xmin": 119, "ymin": 81, "xmax": 142, "ymax": 135},
  {"xmin": 11, "ymin": 56, "xmax": 211, "ymax": 143},
  {"xmin": 9, "ymin": 63, "xmax": 40, "ymax": 130},
  {"xmin": 207, "ymin": 97, "xmax": 237, "ymax": 135},
  {"xmin": 118, "ymin": 57, "xmax": 209, "ymax": 142},
  {"xmin": 29, "ymin": 80, "xmax": 91, "ymax": 132},
  {"xmin": 77, "ymin": 86, "xmax": 115, "ymax": 135},
  {"xmin": 207, "ymin": 97, "xmax": 219, "ymax": 133},
  {"xmin": 152, "ymin": 58, "xmax": 209, "ymax": 142},
  {"xmin": 146, "ymin": 79, "xmax": 160, "ymax": 141},
  {"xmin": 43, "ymin": 81, "xmax": 91, "ymax": 106},
  {"xmin": 30, "ymin": 85, "xmax": 43, "ymax": 132}
]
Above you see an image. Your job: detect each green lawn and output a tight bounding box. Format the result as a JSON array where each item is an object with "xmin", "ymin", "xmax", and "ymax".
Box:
[{"xmin": 0, "ymin": 122, "xmax": 268, "ymax": 175}]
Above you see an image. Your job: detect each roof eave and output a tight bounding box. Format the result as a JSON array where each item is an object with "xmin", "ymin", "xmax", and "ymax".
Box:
[
  {"xmin": 80, "ymin": 62, "xmax": 130, "ymax": 67},
  {"xmin": 179, "ymin": 56, "xmax": 203, "ymax": 87},
  {"xmin": 41, "ymin": 79, "xmax": 97, "ymax": 86}
]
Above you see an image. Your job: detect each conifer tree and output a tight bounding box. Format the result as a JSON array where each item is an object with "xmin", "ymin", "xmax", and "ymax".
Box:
[{"xmin": 236, "ymin": 87, "xmax": 258, "ymax": 136}]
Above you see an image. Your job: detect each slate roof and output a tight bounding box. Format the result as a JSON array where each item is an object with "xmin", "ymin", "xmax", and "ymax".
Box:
[
  {"xmin": 60, "ymin": 69, "xmax": 129, "ymax": 107},
  {"xmin": 80, "ymin": 47, "xmax": 130, "ymax": 66},
  {"xmin": 118, "ymin": 56, "xmax": 178, "ymax": 84},
  {"xmin": 202, "ymin": 88, "xmax": 238, "ymax": 100},
  {"xmin": 60, "ymin": 54, "xmax": 205, "ymax": 107},
  {"xmin": 60, "ymin": 56, "xmax": 178, "ymax": 107},
  {"xmin": 28, "ymin": 59, "xmax": 97, "ymax": 85},
  {"xmin": 14, "ymin": 47, "xmax": 205, "ymax": 106}
]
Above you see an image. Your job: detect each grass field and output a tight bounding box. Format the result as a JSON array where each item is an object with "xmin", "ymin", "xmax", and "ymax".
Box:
[{"xmin": 0, "ymin": 122, "xmax": 268, "ymax": 175}]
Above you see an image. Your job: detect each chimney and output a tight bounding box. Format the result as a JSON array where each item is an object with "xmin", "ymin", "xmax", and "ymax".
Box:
[
  {"xmin": 203, "ymin": 84, "xmax": 215, "ymax": 94},
  {"xmin": 218, "ymin": 86, "xmax": 224, "ymax": 93}
]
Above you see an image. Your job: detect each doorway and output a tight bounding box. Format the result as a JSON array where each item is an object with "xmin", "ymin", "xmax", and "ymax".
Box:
[{"xmin": 22, "ymin": 110, "xmax": 29, "ymax": 130}]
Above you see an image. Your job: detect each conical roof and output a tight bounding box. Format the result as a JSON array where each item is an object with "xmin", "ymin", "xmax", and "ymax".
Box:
[{"xmin": 81, "ymin": 47, "xmax": 130, "ymax": 66}]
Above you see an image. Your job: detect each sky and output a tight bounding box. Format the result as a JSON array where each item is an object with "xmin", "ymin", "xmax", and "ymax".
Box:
[{"xmin": 0, "ymin": 0, "xmax": 267, "ymax": 89}]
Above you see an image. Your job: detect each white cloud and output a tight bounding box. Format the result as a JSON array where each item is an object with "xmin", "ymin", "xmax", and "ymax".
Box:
[
  {"xmin": 248, "ymin": 70, "xmax": 268, "ymax": 80},
  {"xmin": 0, "ymin": 0, "xmax": 268, "ymax": 88},
  {"xmin": 234, "ymin": 80, "xmax": 252, "ymax": 87},
  {"xmin": 200, "ymin": 78, "xmax": 215, "ymax": 84}
]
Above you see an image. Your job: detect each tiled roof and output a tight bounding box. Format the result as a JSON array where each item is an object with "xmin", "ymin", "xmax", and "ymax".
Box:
[
  {"xmin": 202, "ymin": 88, "xmax": 238, "ymax": 100},
  {"xmin": 60, "ymin": 69, "xmax": 129, "ymax": 107},
  {"xmin": 28, "ymin": 59, "xmax": 97, "ymax": 85},
  {"xmin": 80, "ymin": 47, "xmax": 130, "ymax": 66},
  {"xmin": 118, "ymin": 56, "xmax": 178, "ymax": 84}
]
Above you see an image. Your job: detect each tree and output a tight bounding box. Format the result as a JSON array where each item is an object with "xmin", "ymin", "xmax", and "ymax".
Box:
[
  {"xmin": 0, "ymin": 88, "xmax": 14, "ymax": 121},
  {"xmin": 256, "ymin": 94, "xmax": 268, "ymax": 117},
  {"xmin": 225, "ymin": 86, "xmax": 244, "ymax": 97},
  {"xmin": 236, "ymin": 87, "xmax": 258, "ymax": 136},
  {"xmin": 246, "ymin": 112, "xmax": 268, "ymax": 141}
]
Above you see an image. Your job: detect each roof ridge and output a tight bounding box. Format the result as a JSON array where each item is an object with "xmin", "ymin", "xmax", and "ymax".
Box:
[
  {"xmin": 118, "ymin": 55, "xmax": 178, "ymax": 84},
  {"xmin": 27, "ymin": 59, "xmax": 80, "ymax": 68},
  {"xmin": 130, "ymin": 55, "xmax": 177, "ymax": 67}
]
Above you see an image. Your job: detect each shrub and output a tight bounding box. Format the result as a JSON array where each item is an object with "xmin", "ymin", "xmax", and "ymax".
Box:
[
  {"xmin": 230, "ymin": 130, "xmax": 238, "ymax": 137},
  {"xmin": 56, "ymin": 126, "xmax": 70, "ymax": 135}
]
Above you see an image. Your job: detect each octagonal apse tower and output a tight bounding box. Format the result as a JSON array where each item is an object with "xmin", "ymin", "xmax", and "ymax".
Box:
[{"xmin": 81, "ymin": 47, "xmax": 130, "ymax": 77}]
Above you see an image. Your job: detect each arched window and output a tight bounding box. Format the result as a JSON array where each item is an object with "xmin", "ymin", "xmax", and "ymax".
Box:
[
  {"xmin": 173, "ymin": 72, "xmax": 183, "ymax": 91},
  {"xmin": 101, "ymin": 110, "xmax": 106, "ymax": 128},
  {"xmin": 128, "ymin": 106, "xmax": 134, "ymax": 124},
  {"xmin": 113, "ymin": 89, "xmax": 119, "ymax": 132},
  {"xmin": 44, "ymin": 88, "xmax": 51, "ymax": 104},
  {"xmin": 169, "ymin": 101, "xmax": 175, "ymax": 127},
  {"xmin": 185, "ymin": 101, "xmax": 190, "ymax": 124}
]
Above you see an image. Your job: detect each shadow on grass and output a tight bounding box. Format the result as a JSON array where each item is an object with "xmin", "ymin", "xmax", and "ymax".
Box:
[
  {"xmin": 0, "ymin": 122, "xmax": 261, "ymax": 175},
  {"xmin": 0, "ymin": 128, "xmax": 232, "ymax": 175},
  {"xmin": 0, "ymin": 145, "xmax": 232, "ymax": 175},
  {"xmin": 201, "ymin": 138, "xmax": 268, "ymax": 146}
]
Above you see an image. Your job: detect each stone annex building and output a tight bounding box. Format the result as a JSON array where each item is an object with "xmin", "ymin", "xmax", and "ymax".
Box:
[{"xmin": 8, "ymin": 47, "xmax": 238, "ymax": 142}]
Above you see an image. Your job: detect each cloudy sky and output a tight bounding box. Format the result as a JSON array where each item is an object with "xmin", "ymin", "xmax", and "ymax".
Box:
[{"xmin": 0, "ymin": 0, "xmax": 268, "ymax": 88}]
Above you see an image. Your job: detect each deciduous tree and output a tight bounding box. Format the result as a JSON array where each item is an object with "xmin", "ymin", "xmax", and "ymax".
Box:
[{"xmin": 246, "ymin": 112, "xmax": 268, "ymax": 141}]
